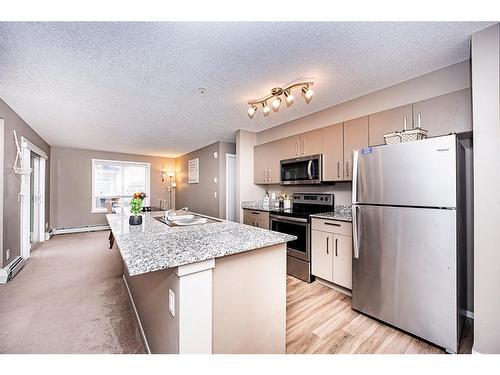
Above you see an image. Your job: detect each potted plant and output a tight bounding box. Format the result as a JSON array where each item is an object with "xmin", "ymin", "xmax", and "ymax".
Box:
[{"xmin": 129, "ymin": 192, "xmax": 147, "ymax": 225}]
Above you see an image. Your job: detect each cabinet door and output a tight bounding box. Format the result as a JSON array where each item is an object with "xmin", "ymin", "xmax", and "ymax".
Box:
[
  {"xmin": 412, "ymin": 88, "xmax": 472, "ymax": 137},
  {"xmin": 332, "ymin": 234, "xmax": 352, "ymax": 289},
  {"xmin": 343, "ymin": 116, "xmax": 368, "ymax": 181},
  {"xmin": 299, "ymin": 129, "xmax": 323, "ymax": 156},
  {"xmin": 254, "ymin": 143, "xmax": 269, "ymax": 184},
  {"xmin": 281, "ymin": 135, "xmax": 301, "ymax": 160},
  {"xmin": 368, "ymin": 104, "xmax": 412, "ymax": 146},
  {"xmin": 322, "ymin": 122, "xmax": 344, "ymax": 181},
  {"xmin": 267, "ymin": 140, "xmax": 281, "ymax": 184},
  {"xmin": 311, "ymin": 230, "xmax": 333, "ymax": 281}
]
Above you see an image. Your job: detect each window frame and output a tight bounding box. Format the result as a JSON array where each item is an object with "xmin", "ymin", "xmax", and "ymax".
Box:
[{"xmin": 91, "ymin": 158, "xmax": 151, "ymax": 213}]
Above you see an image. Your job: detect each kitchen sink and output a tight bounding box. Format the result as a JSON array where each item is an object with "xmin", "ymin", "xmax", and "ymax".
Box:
[{"xmin": 155, "ymin": 214, "xmax": 221, "ymax": 227}]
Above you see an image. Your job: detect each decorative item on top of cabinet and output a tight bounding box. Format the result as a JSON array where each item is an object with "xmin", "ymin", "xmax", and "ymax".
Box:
[
  {"xmin": 322, "ymin": 122, "xmax": 344, "ymax": 181},
  {"xmin": 311, "ymin": 218, "xmax": 352, "ymax": 290},
  {"xmin": 412, "ymin": 88, "xmax": 472, "ymax": 138},
  {"xmin": 343, "ymin": 116, "xmax": 368, "ymax": 181},
  {"xmin": 368, "ymin": 104, "xmax": 413, "ymax": 147}
]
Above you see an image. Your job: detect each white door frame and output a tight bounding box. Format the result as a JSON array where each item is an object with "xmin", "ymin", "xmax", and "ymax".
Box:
[
  {"xmin": 0, "ymin": 119, "xmax": 4, "ymax": 269},
  {"xmin": 20, "ymin": 136, "xmax": 47, "ymax": 259},
  {"xmin": 225, "ymin": 154, "xmax": 237, "ymax": 222}
]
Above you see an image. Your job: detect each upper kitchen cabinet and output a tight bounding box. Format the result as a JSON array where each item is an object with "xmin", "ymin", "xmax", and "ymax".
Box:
[
  {"xmin": 412, "ymin": 88, "xmax": 472, "ymax": 137},
  {"xmin": 254, "ymin": 140, "xmax": 281, "ymax": 184},
  {"xmin": 281, "ymin": 129, "xmax": 323, "ymax": 160},
  {"xmin": 299, "ymin": 129, "xmax": 323, "ymax": 156},
  {"xmin": 368, "ymin": 104, "xmax": 412, "ymax": 146},
  {"xmin": 322, "ymin": 122, "xmax": 344, "ymax": 181},
  {"xmin": 343, "ymin": 116, "xmax": 369, "ymax": 180}
]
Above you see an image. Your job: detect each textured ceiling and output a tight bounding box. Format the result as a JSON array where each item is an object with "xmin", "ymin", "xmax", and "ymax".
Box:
[{"xmin": 0, "ymin": 22, "xmax": 491, "ymax": 157}]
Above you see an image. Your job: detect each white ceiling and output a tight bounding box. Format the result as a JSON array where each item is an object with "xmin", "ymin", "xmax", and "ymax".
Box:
[{"xmin": 0, "ymin": 22, "xmax": 491, "ymax": 157}]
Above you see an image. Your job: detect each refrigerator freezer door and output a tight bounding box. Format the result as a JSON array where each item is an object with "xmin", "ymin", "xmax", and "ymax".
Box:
[
  {"xmin": 352, "ymin": 135, "xmax": 457, "ymax": 208},
  {"xmin": 352, "ymin": 204, "xmax": 457, "ymax": 352}
]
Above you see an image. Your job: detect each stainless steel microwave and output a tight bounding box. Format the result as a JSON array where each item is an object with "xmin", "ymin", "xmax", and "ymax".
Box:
[{"xmin": 280, "ymin": 154, "xmax": 322, "ymax": 185}]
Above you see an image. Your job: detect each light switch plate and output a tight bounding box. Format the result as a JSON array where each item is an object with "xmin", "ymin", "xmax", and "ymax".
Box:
[
  {"xmin": 213, "ymin": 177, "xmax": 217, "ymax": 183},
  {"xmin": 168, "ymin": 289, "xmax": 175, "ymax": 317},
  {"xmin": 214, "ymin": 192, "xmax": 217, "ymax": 198}
]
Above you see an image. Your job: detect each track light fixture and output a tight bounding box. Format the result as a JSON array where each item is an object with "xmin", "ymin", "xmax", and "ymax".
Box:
[{"xmin": 247, "ymin": 80, "xmax": 314, "ymax": 119}]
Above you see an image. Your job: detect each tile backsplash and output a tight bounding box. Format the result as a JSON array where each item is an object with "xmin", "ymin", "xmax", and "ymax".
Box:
[{"xmin": 264, "ymin": 182, "xmax": 352, "ymax": 206}]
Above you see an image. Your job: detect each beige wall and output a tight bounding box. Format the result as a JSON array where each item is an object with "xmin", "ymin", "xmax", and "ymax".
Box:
[
  {"xmin": 257, "ymin": 60, "xmax": 471, "ymax": 145},
  {"xmin": 175, "ymin": 141, "xmax": 235, "ymax": 219},
  {"xmin": 471, "ymin": 23, "xmax": 500, "ymax": 354},
  {"xmin": 237, "ymin": 60, "xmax": 472, "ymax": 210},
  {"xmin": 50, "ymin": 146, "xmax": 175, "ymax": 229},
  {"xmin": 1, "ymin": 99, "xmax": 50, "ymax": 267}
]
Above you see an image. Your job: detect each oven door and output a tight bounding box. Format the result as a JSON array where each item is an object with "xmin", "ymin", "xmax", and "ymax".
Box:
[
  {"xmin": 280, "ymin": 155, "xmax": 322, "ymax": 185},
  {"xmin": 270, "ymin": 215, "xmax": 310, "ymax": 261}
]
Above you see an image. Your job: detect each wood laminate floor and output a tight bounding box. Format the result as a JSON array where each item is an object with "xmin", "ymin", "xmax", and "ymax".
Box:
[{"xmin": 286, "ymin": 276, "xmax": 473, "ymax": 354}]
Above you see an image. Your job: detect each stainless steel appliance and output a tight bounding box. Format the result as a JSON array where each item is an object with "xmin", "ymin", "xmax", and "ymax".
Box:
[
  {"xmin": 280, "ymin": 154, "xmax": 322, "ymax": 185},
  {"xmin": 270, "ymin": 193, "xmax": 334, "ymax": 282},
  {"xmin": 351, "ymin": 134, "xmax": 468, "ymax": 353}
]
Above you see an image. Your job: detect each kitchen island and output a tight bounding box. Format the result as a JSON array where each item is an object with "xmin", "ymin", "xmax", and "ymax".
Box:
[{"xmin": 106, "ymin": 210, "xmax": 295, "ymax": 354}]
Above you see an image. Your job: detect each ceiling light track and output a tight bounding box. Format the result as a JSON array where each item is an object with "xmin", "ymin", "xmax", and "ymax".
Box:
[{"xmin": 247, "ymin": 80, "xmax": 314, "ymax": 119}]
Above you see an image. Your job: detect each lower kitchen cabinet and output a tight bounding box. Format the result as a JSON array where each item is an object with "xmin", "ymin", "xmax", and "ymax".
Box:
[
  {"xmin": 311, "ymin": 218, "xmax": 353, "ymax": 290},
  {"xmin": 243, "ymin": 209, "xmax": 270, "ymax": 230},
  {"xmin": 311, "ymin": 230, "xmax": 333, "ymax": 281}
]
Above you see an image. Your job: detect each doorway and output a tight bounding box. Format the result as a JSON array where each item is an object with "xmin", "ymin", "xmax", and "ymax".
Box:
[
  {"xmin": 19, "ymin": 136, "xmax": 47, "ymax": 259},
  {"xmin": 225, "ymin": 154, "xmax": 237, "ymax": 222}
]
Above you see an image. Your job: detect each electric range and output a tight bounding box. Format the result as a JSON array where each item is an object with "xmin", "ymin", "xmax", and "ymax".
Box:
[{"xmin": 270, "ymin": 193, "xmax": 334, "ymax": 282}]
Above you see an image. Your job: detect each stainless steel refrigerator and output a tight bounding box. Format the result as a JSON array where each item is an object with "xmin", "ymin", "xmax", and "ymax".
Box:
[{"xmin": 351, "ymin": 134, "xmax": 468, "ymax": 353}]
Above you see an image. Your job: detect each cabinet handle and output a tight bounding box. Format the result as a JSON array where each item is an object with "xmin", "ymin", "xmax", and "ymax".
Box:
[
  {"xmin": 256, "ymin": 222, "xmax": 259, "ymax": 227},
  {"xmin": 337, "ymin": 161, "xmax": 341, "ymax": 178},
  {"xmin": 335, "ymin": 238, "xmax": 338, "ymax": 257},
  {"xmin": 251, "ymin": 212, "xmax": 260, "ymax": 215},
  {"xmin": 417, "ymin": 113, "xmax": 422, "ymax": 129},
  {"xmin": 345, "ymin": 160, "xmax": 350, "ymax": 177},
  {"xmin": 403, "ymin": 115, "xmax": 408, "ymax": 131},
  {"xmin": 295, "ymin": 141, "xmax": 299, "ymax": 156},
  {"xmin": 326, "ymin": 236, "xmax": 329, "ymax": 255},
  {"xmin": 324, "ymin": 222, "xmax": 341, "ymax": 227},
  {"xmin": 263, "ymin": 170, "xmax": 267, "ymax": 182},
  {"xmin": 302, "ymin": 139, "xmax": 305, "ymax": 155},
  {"xmin": 267, "ymin": 169, "xmax": 271, "ymax": 181}
]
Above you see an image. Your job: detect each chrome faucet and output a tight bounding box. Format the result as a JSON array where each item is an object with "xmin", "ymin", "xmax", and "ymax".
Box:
[{"xmin": 164, "ymin": 207, "xmax": 189, "ymax": 220}]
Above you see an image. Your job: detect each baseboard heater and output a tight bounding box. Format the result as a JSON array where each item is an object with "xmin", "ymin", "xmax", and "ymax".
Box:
[
  {"xmin": 52, "ymin": 224, "xmax": 110, "ymax": 235},
  {"xmin": 0, "ymin": 256, "xmax": 25, "ymax": 284}
]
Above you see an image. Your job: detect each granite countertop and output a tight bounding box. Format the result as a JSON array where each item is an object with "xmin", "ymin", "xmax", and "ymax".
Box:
[
  {"xmin": 106, "ymin": 211, "xmax": 296, "ymax": 276},
  {"xmin": 309, "ymin": 205, "xmax": 352, "ymax": 222},
  {"xmin": 242, "ymin": 201, "xmax": 352, "ymax": 222}
]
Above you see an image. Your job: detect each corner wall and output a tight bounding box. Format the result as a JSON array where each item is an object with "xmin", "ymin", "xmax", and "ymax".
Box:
[
  {"xmin": 50, "ymin": 147, "xmax": 175, "ymax": 229},
  {"xmin": 471, "ymin": 23, "xmax": 500, "ymax": 354},
  {"xmin": 1, "ymin": 98, "xmax": 50, "ymax": 267},
  {"xmin": 175, "ymin": 141, "xmax": 236, "ymax": 219}
]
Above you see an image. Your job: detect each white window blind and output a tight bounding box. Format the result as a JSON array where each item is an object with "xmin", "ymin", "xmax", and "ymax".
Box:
[{"xmin": 92, "ymin": 159, "xmax": 150, "ymax": 213}]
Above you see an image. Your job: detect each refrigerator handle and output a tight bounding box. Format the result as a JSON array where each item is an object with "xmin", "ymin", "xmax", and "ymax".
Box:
[
  {"xmin": 352, "ymin": 150, "xmax": 359, "ymax": 204},
  {"xmin": 352, "ymin": 205, "xmax": 360, "ymax": 259}
]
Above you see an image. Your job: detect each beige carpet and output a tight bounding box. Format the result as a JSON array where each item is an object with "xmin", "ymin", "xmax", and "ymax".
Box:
[{"xmin": 0, "ymin": 231, "xmax": 146, "ymax": 354}]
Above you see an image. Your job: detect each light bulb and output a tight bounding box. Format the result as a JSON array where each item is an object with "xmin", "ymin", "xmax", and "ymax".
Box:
[
  {"xmin": 247, "ymin": 105, "xmax": 257, "ymax": 119},
  {"xmin": 262, "ymin": 101, "xmax": 270, "ymax": 116},
  {"xmin": 272, "ymin": 97, "xmax": 281, "ymax": 112},
  {"xmin": 302, "ymin": 86, "xmax": 314, "ymax": 102},
  {"xmin": 284, "ymin": 90, "xmax": 294, "ymax": 106}
]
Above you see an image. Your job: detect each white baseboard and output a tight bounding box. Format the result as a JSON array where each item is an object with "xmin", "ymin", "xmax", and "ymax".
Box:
[
  {"xmin": 122, "ymin": 274, "xmax": 151, "ymax": 354},
  {"xmin": 52, "ymin": 224, "xmax": 110, "ymax": 235}
]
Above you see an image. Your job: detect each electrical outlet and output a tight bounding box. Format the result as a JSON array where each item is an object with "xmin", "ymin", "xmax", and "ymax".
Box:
[
  {"xmin": 168, "ymin": 289, "xmax": 175, "ymax": 317},
  {"xmin": 213, "ymin": 177, "xmax": 217, "ymax": 183},
  {"xmin": 213, "ymin": 152, "xmax": 218, "ymax": 159},
  {"xmin": 6, "ymin": 249, "xmax": 10, "ymax": 260}
]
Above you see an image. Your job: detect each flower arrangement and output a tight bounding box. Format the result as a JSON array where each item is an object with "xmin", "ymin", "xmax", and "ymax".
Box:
[{"xmin": 130, "ymin": 192, "xmax": 147, "ymax": 216}]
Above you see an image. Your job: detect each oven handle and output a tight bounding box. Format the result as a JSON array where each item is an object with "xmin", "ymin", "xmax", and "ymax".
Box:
[{"xmin": 270, "ymin": 215, "xmax": 308, "ymax": 224}]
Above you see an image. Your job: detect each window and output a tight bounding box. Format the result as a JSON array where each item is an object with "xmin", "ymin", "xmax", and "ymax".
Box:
[{"xmin": 92, "ymin": 159, "xmax": 150, "ymax": 213}]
